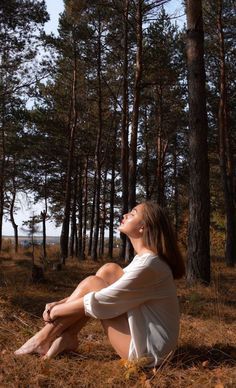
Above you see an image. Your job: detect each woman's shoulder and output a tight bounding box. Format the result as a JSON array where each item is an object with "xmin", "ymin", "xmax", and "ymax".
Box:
[{"xmin": 138, "ymin": 253, "xmax": 172, "ymax": 274}]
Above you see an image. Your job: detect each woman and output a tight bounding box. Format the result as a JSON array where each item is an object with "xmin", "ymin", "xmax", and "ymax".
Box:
[{"xmin": 15, "ymin": 202, "xmax": 185, "ymax": 366}]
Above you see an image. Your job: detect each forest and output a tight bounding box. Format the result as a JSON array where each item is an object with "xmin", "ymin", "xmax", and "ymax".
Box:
[{"xmin": 0, "ymin": 0, "xmax": 235, "ymax": 386}]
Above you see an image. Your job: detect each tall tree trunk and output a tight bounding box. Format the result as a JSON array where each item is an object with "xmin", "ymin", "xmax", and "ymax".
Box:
[
  {"xmin": 91, "ymin": 11, "xmax": 102, "ymax": 261},
  {"xmin": 39, "ymin": 172, "xmax": 48, "ymax": 263},
  {"xmin": 186, "ymin": 0, "xmax": 211, "ymax": 284},
  {"xmin": 173, "ymin": 134, "xmax": 179, "ymax": 234},
  {"xmin": 108, "ymin": 126, "xmax": 117, "ymax": 259},
  {"xmin": 156, "ymin": 86, "xmax": 167, "ymax": 206},
  {"xmin": 41, "ymin": 210, "xmax": 47, "ymax": 262},
  {"xmin": 60, "ymin": 40, "xmax": 78, "ymax": 265},
  {"xmin": 143, "ymin": 106, "xmax": 150, "ymax": 199},
  {"xmin": 120, "ymin": 0, "xmax": 129, "ymax": 259},
  {"xmin": 128, "ymin": 0, "xmax": 143, "ymax": 260},
  {"xmin": 69, "ymin": 165, "xmax": 78, "ymax": 258},
  {"xmin": 128, "ymin": 0, "xmax": 143, "ymax": 210},
  {"xmin": 82, "ymin": 157, "xmax": 88, "ymax": 259},
  {"xmin": 217, "ymin": 0, "xmax": 236, "ymax": 267},
  {"xmin": 0, "ymin": 101, "xmax": 6, "ymax": 252},
  {"xmin": 88, "ymin": 172, "xmax": 96, "ymax": 256},
  {"xmin": 77, "ymin": 164, "xmax": 83, "ymax": 259},
  {"xmin": 99, "ymin": 170, "xmax": 107, "ymax": 258},
  {"xmin": 10, "ymin": 170, "xmax": 18, "ymax": 253}
]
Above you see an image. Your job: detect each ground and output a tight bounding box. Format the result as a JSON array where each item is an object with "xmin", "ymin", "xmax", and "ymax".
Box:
[{"xmin": 0, "ymin": 246, "xmax": 235, "ymax": 387}]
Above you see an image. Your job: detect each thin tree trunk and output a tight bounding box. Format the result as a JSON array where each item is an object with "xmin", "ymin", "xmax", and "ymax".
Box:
[
  {"xmin": 128, "ymin": 0, "xmax": 143, "ymax": 260},
  {"xmin": 40, "ymin": 210, "xmax": 46, "ymax": 261},
  {"xmin": 99, "ymin": 170, "xmax": 107, "ymax": 257},
  {"xmin": 156, "ymin": 86, "xmax": 168, "ymax": 206},
  {"xmin": 88, "ymin": 172, "xmax": 96, "ymax": 256},
  {"xmin": 120, "ymin": 0, "xmax": 129, "ymax": 260},
  {"xmin": 8, "ymin": 157, "xmax": 18, "ymax": 253},
  {"xmin": 91, "ymin": 11, "xmax": 103, "ymax": 261},
  {"xmin": 77, "ymin": 165, "xmax": 83, "ymax": 259},
  {"xmin": 186, "ymin": 0, "xmax": 210, "ymax": 284},
  {"xmin": 108, "ymin": 126, "xmax": 117, "ymax": 259},
  {"xmin": 82, "ymin": 157, "xmax": 88, "ymax": 259},
  {"xmin": 0, "ymin": 101, "xmax": 6, "ymax": 252},
  {"xmin": 60, "ymin": 40, "xmax": 78, "ymax": 264},
  {"xmin": 128, "ymin": 0, "xmax": 143, "ymax": 210},
  {"xmin": 42, "ymin": 174, "xmax": 48, "ymax": 261},
  {"xmin": 143, "ymin": 106, "xmax": 150, "ymax": 199},
  {"xmin": 217, "ymin": 0, "xmax": 236, "ymax": 267},
  {"xmin": 10, "ymin": 172, "xmax": 18, "ymax": 253},
  {"xmin": 173, "ymin": 134, "xmax": 179, "ymax": 235},
  {"xmin": 69, "ymin": 167, "xmax": 78, "ymax": 258}
]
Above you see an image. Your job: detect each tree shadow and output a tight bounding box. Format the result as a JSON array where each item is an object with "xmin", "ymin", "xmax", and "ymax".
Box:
[
  {"xmin": 172, "ymin": 344, "xmax": 236, "ymax": 368},
  {"xmin": 11, "ymin": 294, "xmax": 65, "ymax": 317},
  {"xmin": 179, "ymin": 293, "xmax": 236, "ymax": 324}
]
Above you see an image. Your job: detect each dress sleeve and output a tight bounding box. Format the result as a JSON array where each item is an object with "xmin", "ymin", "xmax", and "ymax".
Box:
[{"xmin": 83, "ymin": 258, "xmax": 164, "ymax": 319}]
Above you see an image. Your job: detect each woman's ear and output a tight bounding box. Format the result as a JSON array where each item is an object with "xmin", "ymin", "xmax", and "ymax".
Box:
[{"xmin": 139, "ymin": 225, "xmax": 144, "ymax": 233}]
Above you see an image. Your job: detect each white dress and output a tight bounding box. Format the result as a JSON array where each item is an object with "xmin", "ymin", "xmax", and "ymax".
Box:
[{"xmin": 83, "ymin": 253, "xmax": 179, "ymax": 366}]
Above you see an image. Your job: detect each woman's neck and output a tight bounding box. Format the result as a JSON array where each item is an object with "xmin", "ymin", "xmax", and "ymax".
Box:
[{"xmin": 129, "ymin": 238, "xmax": 155, "ymax": 256}]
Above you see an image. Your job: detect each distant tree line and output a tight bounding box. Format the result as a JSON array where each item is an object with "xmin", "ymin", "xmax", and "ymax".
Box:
[{"xmin": 0, "ymin": 0, "xmax": 235, "ymax": 284}]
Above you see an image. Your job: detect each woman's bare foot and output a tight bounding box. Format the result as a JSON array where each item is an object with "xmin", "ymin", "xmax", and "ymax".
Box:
[
  {"xmin": 14, "ymin": 333, "xmax": 51, "ymax": 356},
  {"xmin": 43, "ymin": 331, "xmax": 79, "ymax": 360}
]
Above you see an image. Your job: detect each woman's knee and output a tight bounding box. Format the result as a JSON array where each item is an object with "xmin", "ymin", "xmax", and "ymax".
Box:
[
  {"xmin": 78, "ymin": 275, "xmax": 107, "ymax": 294},
  {"xmin": 96, "ymin": 263, "xmax": 123, "ymax": 285}
]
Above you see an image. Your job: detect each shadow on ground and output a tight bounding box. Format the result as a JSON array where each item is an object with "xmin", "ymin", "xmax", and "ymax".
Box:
[{"xmin": 172, "ymin": 344, "xmax": 236, "ymax": 368}]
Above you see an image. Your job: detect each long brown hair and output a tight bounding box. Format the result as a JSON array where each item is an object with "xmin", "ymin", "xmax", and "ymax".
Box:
[{"xmin": 142, "ymin": 201, "xmax": 185, "ymax": 279}]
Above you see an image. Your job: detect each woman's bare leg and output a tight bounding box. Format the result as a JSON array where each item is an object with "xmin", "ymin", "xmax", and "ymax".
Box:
[
  {"xmin": 15, "ymin": 263, "xmax": 124, "ymax": 358},
  {"xmin": 14, "ymin": 275, "xmax": 107, "ymax": 356},
  {"xmin": 101, "ymin": 314, "xmax": 131, "ymax": 359},
  {"xmin": 43, "ymin": 263, "xmax": 125, "ymax": 359},
  {"xmin": 97, "ymin": 264, "xmax": 131, "ymax": 358}
]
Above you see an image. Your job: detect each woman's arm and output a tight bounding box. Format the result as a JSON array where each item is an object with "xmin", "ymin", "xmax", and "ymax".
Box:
[
  {"xmin": 48, "ymin": 297, "xmax": 85, "ymax": 321},
  {"xmin": 84, "ymin": 261, "xmax": 165, "ymax": 320}
]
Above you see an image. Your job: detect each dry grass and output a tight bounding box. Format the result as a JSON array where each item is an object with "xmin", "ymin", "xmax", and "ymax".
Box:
[{"xmin": 0, "ymin": 248, "xmax": 235, "ymax": 387}]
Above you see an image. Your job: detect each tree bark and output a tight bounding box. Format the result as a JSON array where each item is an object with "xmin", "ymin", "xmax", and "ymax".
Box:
[
  {"xmin": 128, "ymin": 0, "xmax": 143, "ymax": 210},
  {"xmin": 217, "ymin": 0, "xmax": 236, "ymax": 267},
  {"xmin": 99, "ymin": 170, "xmax": 107, "ymax": 258},
  {"xmin": 0, "ymin": 99, "xmax": 6, "ymax": 252},
  {"xmin": 82, "ymin": 157, "xmax": 88, "ymax": 259},
  {"xmin": 186, "ymin": 0, "xmax": 211, "ymax": 284},
  {"xmin": 156, "ymin": 86, "xmax": 168, "ymax": 206},
  {"xmin": 91, "ymin": 11, "xmax": 103, "ymax": 261},
  {"xmin": 88, "ymin": 172, "xmax": 96, "ymax": 256},
  {"xmin": 120, "ymin": 0, "xmax": 129, "ymax": 259},
  {"xmin": 143, "ymin": 106, "xmax": 150, "ymax": 199},
  {"xmin": 108, "ymin": 125, "xmax": 117, "ymax": 259},
  {"xmin": 69, "ymin": 165, "xmax": 78, "ymax": 258},
  {"xmin": 173, "ymin": 134, "xmax": 179, "ymax": 234},
  {"xmin": 60, "ymin": 38, "xmax": 78, "ymax": 264},
  {"xmin": 10, "ymin": 177, "xmax": 18, "ymax": 253},
  {"xmin": 127, "ymin": 0, "xmax": 143, "ymax": 260},
  {"xmin": 77, "ymin": 164, "xmax": 83, "ymax": 259}
]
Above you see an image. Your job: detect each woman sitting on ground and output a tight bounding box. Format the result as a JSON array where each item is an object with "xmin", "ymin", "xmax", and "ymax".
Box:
[{"xmin": 15, "ymin": 201, "xmax": 185, "ymax": 367}]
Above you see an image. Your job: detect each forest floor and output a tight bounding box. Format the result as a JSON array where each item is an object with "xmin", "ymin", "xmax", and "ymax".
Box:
[{"xmin": 0, "ymin": 246, "xmax": 235, "ymax": 387}]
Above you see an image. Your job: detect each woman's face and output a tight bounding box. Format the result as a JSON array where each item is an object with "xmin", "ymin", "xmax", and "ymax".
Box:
[{"xmin": 118, "ymin": 204, "xmax": 145, "ymax": 238}]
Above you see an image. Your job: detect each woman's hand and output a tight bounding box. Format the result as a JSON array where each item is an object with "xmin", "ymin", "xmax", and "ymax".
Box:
[
  {"xmin": 43, "ymin": 302, "xmax": 59, "ymax": 323},
  {"xmin": 49, "ymin": 305, "xmax": 60, "ymax": 321},
  {"xmin": 43, "ymin": 297, "xmax": 68, "ymax": 323}
]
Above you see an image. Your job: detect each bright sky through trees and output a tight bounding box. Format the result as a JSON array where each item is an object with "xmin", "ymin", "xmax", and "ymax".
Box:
[{"xmin": 2, "ymin": 0, "xmax": 185, "ymax": 236}]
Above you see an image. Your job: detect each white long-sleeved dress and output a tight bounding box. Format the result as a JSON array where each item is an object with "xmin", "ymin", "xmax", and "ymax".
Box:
[{"xmin": 83, "ymin": 253, "xmax": 179, "ymax": 366}]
